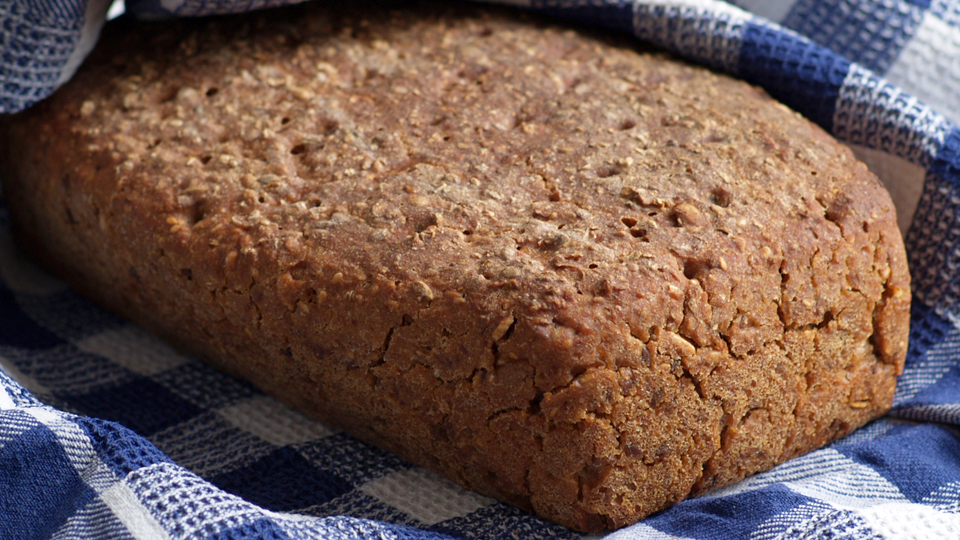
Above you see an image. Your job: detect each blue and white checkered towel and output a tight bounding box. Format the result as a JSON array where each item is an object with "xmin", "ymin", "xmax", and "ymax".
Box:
[{"xmin": 5, "ymin": 0, "xmax": 960, "ymax": 538}]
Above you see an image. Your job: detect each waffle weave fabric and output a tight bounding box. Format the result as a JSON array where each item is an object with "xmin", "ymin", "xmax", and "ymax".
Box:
[{"xmin": 3, "ymin": 0, "xmax": 960, "ymax": 538}]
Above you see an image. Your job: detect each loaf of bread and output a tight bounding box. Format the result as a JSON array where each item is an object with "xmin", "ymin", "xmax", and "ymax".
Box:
[{"xmin": 0, "ymin": 1, "xmax": 910, "ymax": 531}]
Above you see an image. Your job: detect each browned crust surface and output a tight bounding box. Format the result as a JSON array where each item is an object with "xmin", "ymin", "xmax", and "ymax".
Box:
[{"xmin": 0, "ymin": 1, "xmax": 910, "ymax": 531}]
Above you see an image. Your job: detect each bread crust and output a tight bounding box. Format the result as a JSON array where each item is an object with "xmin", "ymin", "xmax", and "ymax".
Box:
[{"xmin": 0, "ymin": 1, "xmax": 910, "ymax": 531}]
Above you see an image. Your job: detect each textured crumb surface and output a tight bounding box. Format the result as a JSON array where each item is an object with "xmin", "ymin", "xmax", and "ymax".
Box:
[{"xmin": 0, "ymin": 1, "xmax": 910, "ymax": 532}]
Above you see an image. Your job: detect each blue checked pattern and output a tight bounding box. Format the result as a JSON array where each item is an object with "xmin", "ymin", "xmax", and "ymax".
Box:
[
  {"xmin": 0, "ymin": 0, "xmax": 84, "ymax": 113},
  {"xmin": 6, "ymin": 0, "xmax": 960, "ymax": 538}
]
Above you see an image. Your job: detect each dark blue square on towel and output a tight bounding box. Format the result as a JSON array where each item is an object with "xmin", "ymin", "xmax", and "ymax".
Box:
[
  {"xmin": 210, "ymin": 446, "xmax": 353, "ymax": 511},
  {"xmin": 739, "ymin": 23, "xmax": 851, "ymax": 131},
  {"xmin": 0, "ymin": 417, "xmax": 96, "ymax": 539},
  {"xmin": 0, "ymin": 285, "xmax": 66, "ymax": 349},
  {"xmin": 533, "ymin": 1, "xmax": 635, "ymax": 33},
  {"xmin": 61, "ymin": 376, "xmax": 204, "ymax": 436},
  {"xmin": 642, "ymin": 484, "xmax": 816, "ymax": 539},
  {"xmin": 838, "ymin": 422, "xmax": 960, "ymax": 502},
  {"xmin": 74, "ymin": 416, "xmax": 174, "ymax": 477}
]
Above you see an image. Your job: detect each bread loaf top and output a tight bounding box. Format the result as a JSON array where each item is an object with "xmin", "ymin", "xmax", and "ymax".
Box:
[{"xmin": 1, "ymin": 1, "xmax": 910, "ymax": 531}]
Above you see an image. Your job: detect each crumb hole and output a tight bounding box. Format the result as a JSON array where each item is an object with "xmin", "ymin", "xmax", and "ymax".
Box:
[
  {"xmin": 457, "ymin": 65, "xmax": 488, "ymax": 80},
  {"xmin": 479, "ymin": 27, "xmax": 493, "ymax": 37},
  {"xmin": 290, "ymin": 143, "xmax": 307, "ymax": 155},
  {"xmin": 683, "ymin": 259, "xmax": 704, "ymax": 280},
  {"xmin": 281, "ymin": 117, "xmax": 291, "ymax": 125},
  {"xmin": 588, "ymin": 264, "xmax": 598, "ymax": 269},
  {"xmin": 568, "ymin": 363, "xmax": 589, "ymax": 379},
  {"xmin": 818, "ymin": 311, "xmax": 835, "ymax": 329},
  {"xmin": 597, "ymin": 164, "xmax": 622, "ymax": 178},
  {"xmin": 200, "ymin": 155, "xmax": 212, "ymax": 164},
  {"xmin": 187, "ymin": 203, "xmax": 206, "ymax": 225},
  {"xmin": 620, "ymin": 119, "xmax": 636, "ymax": 130},
  {"xmin": 710, "ymin": 187, "xmax": 733, "ymax": 208},
  {"xmin": 621, "ymin": 216, "xmax": 638, "ymax": 228},
  {"xmin": 205, "ymin": 87, "xmax": 219, "ymax": 97}
]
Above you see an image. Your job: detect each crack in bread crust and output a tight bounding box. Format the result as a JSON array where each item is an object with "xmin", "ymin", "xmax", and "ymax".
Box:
[{"xmin": 0, "ymin": 0, "xmax": 910, "ymax": 532}]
